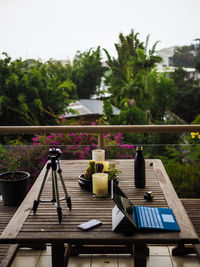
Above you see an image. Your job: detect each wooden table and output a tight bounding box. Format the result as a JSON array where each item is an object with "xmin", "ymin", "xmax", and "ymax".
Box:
[{"xmin": 0, "ymin": 159, "xmax": 199, "ymax": 267}]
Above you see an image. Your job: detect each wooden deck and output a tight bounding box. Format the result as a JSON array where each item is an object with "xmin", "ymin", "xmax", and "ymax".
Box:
[
  {"xmin": 181, "ymin": 198, "xmax": 200, "ymax": 256},
  {"xmin": 0, "ymin": 201, "xmax": 19, "ymax": 267}
]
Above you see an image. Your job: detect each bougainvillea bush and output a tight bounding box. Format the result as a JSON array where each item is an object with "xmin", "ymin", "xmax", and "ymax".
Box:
[
  {"xmin": 0, "ymin": 129, "xmax": 135, "ymax": 189},
  {"xmin": 33, "ymin": 132, "xmax": 135, "ymax": 160}
]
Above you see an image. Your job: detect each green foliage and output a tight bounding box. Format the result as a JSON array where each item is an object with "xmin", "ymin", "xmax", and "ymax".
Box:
[
  {"xmin": 103, "ymin": 99, "xmax": 113, "ymax": 122},
  {"xmin": 195, "ymin": 61, "xmax": 200, "ymax": 73},
  {"xmin": 103, "ymin": 29, "xmax": 176, "ymax": 125},
  {"xmin": 113, "ymin": 105, "xmax": 147, "ymax": 125},
  {"xmin": 70, "ymin": 47, "xmax": 106, "ymax": 98},
  {"xmin": 159, "ymin": 139, "xmax": 200, "ymax": 198},
  {"xmin": 0, "ymin": 145, "xmax": 48, "ymax": 183},
  {"xmin": 0, "ymin": 53, "xmax": 75, "ymax": 127},
  {"xmin": 164, "ymin": 160, "xmax": 200, "ymax": 198},
  {"xmin": 108, "ymin": 163, "xmax": 122, "ymax": 180},
  {"xmin": 0, "ymin": 146, "xmax": 21, "ymax": 178},
  {"xmin": 148, "ymin": 72, "xmax": 177, "ymax": 121},
  {"xmin": 171, "ymin": 68, "xmax": 200, "ymax": 123},
  {"xmin": 192, "ymin": 114, "xmax": 200, "ymax": 124},
  {"xmin": 171, "ymin": 44, "xmax": 200, "ymax": 68},
  {"xmin": 104, "ymin": 29, "xmax": 162, "ymax": 110}
]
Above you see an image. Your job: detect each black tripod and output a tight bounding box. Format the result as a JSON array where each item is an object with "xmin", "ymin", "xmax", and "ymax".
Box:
[{"xmin": 32, "ymin": 148, "xmax": 71, "ymax": 223}]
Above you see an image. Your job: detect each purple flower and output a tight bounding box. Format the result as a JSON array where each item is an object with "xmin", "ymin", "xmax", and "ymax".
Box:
[{"xmin": 48, "ymin": 134, "xmax": 55, "ymax": 139}]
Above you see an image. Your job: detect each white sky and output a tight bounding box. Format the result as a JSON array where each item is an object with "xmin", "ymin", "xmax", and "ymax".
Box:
[{"xmin": 0, "ymin": 0, "xmax": 200, "ymax": 62}]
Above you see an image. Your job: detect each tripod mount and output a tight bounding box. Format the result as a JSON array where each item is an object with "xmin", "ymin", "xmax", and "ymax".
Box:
[{"xmin": 32, "ymin": 148, "xmax": 71, "ymax": 223}]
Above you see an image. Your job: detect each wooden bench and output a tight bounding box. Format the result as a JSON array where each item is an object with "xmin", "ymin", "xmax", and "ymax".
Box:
[
  {"xmin": 181, "ymin": 198, "xmax": 200, "ymax": 256},
  {"xmin": 0, "ymin": 201, "xmax": 19, "ymax": 267}
]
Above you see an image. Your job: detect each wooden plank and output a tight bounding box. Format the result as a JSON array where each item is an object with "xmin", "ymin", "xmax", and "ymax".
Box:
[
  {"xmin": 1, "ymin": 124, "xmax": 200, "ymax": 134},
  {"xmin": 181, "ymin": 198, "xmax": 200, "ymax": 256},
  {"xmin": 154, "ymin": 160, "xmax": 198, "ymax": 241},
  {"xmin": 0, "ymin": 244, "xmax": 19, "ymax": 267},
  {"xmin": 0, "ymin": 202, "xmax": 19, "ymax": 267}
]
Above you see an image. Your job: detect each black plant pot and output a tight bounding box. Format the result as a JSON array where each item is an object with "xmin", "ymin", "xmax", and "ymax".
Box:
[
  {"xmin": 78, "ymin": 174, "xmax": 119, "ymax": 193},
  {"xmin": 0, "ymin": 171, "xmax": 30, "ymax": 206}
]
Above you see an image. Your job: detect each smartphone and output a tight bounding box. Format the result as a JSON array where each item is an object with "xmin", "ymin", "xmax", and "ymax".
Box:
[{"xmin": 78, "ymin": 219, "xmax": 102, "ymax": 231}]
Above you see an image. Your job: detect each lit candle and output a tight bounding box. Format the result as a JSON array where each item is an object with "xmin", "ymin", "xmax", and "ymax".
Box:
[
  {"xmin": 92, "ymin": 149, "xmax": 105, "ymax": 162},
  {"xmin": 92, "ymin": 173, "xmax": 108, "ymax": 198}
]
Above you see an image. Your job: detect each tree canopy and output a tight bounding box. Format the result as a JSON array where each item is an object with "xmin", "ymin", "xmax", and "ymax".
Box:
[
  {"xmin": 103, "ymin": 29, "xmax": 176, "ymax": 124},
  {"xmin": 171, "ymin": 43, "xmax": 200, "ymax": 68},
  {"xmin": 0, "ymin": 53, "xmax": 75, "ymax": 126},
  {"xmin": 171, "ymin": 68, "xmax": 200, "ymax": 123},
  {"xmin": 70, "ymin": 47, "xmax": 106, "ymax": 99}
]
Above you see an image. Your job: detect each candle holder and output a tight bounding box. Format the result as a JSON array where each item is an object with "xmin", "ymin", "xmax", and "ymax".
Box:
[{"xmin": 92, "ymin": 173, "xmax": 108, "ymax": 198}]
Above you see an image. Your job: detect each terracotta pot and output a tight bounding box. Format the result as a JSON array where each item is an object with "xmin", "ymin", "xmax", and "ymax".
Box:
[{"xmin": 0, "ymin": 171, "xmax": 30, "ymax": 206}]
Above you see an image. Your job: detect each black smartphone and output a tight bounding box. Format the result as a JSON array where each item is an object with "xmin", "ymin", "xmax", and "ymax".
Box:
[{"xmin": 78, "ymin": 219, "xmax": 102, "ymax": 231}]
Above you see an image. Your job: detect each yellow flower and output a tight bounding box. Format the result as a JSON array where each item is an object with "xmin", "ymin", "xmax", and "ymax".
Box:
[{"xmin": 191, "ymin": 132, "xmax": 197, "ymax": 138}]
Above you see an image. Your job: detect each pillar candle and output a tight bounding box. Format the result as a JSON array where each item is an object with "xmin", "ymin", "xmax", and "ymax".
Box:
[
  {"xmin": 92, "ymin": 149, "xmax": 105, "ymax": 162},
  {"xmin": 92, "ymin": 173, "xmax": 108, "ymax": 197}
]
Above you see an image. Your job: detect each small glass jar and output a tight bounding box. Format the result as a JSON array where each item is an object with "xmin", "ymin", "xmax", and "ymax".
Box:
[{"xmin": 92, "ymin": 173, "xmax": 108, "ymax": 198}]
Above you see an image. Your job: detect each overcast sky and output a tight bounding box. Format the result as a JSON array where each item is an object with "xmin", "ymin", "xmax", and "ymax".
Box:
[{"xmin": 0, "ymin": 0, "xmax": 200, "ymax": 62}]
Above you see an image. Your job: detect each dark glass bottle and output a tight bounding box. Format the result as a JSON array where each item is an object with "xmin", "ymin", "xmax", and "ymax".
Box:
[{"xmin": 134, "ymin": 146, "xmax": 145, "ymax": 188}]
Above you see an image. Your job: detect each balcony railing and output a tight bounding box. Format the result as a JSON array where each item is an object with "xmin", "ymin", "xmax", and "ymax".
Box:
[
  {"xmin": 1, "ymin": 124, "xmax": 200, "ymax": 198},
  {"xmin": 0, "ymin": 124, "xmax": 200, "ymax": 149}
]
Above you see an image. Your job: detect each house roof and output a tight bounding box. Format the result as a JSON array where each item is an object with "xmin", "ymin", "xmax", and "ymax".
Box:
[{"xmin": 65, "ymin": 99, "xmax": 120, "ymax": 118}]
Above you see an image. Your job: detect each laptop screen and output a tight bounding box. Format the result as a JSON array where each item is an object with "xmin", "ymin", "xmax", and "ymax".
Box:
[{"xmin": 111, "ymin": 181, "xmax": 138, "ymax": 228}]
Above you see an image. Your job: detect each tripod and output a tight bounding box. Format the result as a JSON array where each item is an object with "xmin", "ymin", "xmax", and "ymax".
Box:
[{"xmin": 32, "ymin": 148, "xmax": 71, "ymax": 223}]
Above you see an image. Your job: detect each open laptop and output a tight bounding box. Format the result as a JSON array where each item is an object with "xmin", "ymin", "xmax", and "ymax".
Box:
[{"xmin": 111, "ymin": 181, "xmax": 180, "ymax": 233}]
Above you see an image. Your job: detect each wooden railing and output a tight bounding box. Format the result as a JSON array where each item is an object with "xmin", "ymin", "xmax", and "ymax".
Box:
[{"xmin": 1, "ymin": 125, "xmax": 200, "ymax": 149}]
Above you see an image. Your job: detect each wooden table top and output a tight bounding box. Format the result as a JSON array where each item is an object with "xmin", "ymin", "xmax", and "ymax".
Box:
[{"xmin": 0, "ymin": 159, "xmax": 199, "ymax": 245}]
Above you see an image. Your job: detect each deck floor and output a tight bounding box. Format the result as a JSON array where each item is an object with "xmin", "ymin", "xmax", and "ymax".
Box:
[
  {"xmin": 11, "ymin": 245, "xmax": 200, "ymax": 267},
  {"xmin": 0, "ymin": 199, "xmax": 18, "ymax": 266}
]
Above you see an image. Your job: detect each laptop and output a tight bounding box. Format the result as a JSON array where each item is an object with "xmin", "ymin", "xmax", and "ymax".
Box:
[{"xmin": 111, "ymin": 181, "xmax": 180, "ymax": 233}]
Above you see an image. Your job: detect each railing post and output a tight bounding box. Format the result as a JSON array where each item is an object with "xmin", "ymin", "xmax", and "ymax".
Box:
[{"xmin": 98, "ymin": 133, "xmax": 105, "ymax": 150}]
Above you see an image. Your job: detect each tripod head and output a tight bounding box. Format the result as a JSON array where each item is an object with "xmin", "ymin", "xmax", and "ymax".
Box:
[{"xmin": 48, "ymin": 147, "xmax": 62, "ymax": 160}]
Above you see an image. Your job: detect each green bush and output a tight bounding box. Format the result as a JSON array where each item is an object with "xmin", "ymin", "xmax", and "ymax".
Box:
[{"xmin": 164, "ymin": 161, "xmax": 200, "ymax": 198}]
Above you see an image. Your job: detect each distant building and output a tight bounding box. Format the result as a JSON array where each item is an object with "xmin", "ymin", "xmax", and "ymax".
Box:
[
  {"xmin": 156, "ymin": 46, "xmax": 176, "ymax": 68},
  {"xmin": 64, "ymin": 99, "xmax": 120, "ymax": 121},
  {"xmin": 156, "ymin": 46, "xmax": 200, "ymax": 80}
]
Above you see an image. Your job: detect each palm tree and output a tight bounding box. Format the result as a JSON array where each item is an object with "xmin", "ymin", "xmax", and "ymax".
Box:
[{"xmin": 104, "ymin": 29, "xmax": 162, "ymax": 109}]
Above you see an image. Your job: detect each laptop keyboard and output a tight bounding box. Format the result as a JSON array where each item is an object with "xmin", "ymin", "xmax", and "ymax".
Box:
[{"xmin": 137, "ymin": 206, "xmax": 164, "ymax": 229}]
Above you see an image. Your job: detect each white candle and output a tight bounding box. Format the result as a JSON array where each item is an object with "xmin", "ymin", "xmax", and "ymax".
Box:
[
  {"xmin": 92, "ymin": 149, "xmax": 105, "ymax": 162},
  {"xmin": 92, "ymin": 173, "xmax": 108, "ymax": 197}
]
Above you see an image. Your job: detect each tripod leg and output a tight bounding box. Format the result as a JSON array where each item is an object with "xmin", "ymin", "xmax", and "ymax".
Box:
[
  {"xmin": 52, "ymin": 171, "xmax": 62, "ymax": 223},
  {"xmin": 32, "ymin": 167, "xmax": 50, "ymax": 215},
  {"xmin": 58, "ymin": 172, "xmax": 72, "ymax": 210}
]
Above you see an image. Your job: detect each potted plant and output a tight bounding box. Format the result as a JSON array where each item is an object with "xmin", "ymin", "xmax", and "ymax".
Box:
[
  {"xmin": 78, "ymin": 161, "xmax": 121, "ymax": 192},
  {"xmin": 0, "ymin": 152, "xmax": 30, "ymax": 206}
]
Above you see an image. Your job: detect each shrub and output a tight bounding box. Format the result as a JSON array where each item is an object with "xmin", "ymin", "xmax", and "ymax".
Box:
[{"xmin": 33, "ymin": 131, "xmax": 135, "ymax": 160}]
